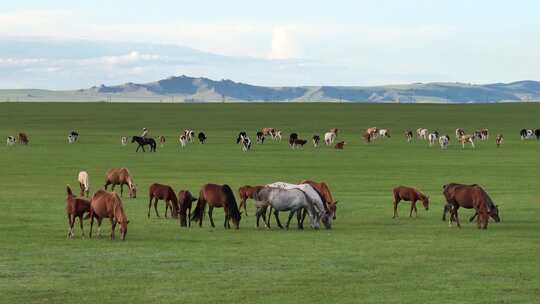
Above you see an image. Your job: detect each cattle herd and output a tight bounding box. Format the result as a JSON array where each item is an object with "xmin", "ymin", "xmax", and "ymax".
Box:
[{"xmin": 6, "ymin": 125, "xmax": 538, "ymax": 241}]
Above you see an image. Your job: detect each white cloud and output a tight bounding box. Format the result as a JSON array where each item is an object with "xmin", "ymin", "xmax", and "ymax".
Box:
[
  {"xmin": 269, "ymin": 26, "xmax": 301, "ymax": 59},
  {"xmin": 0, "ymin": 57, "xmax": 47, "ymax": 67},
  {"xmin": 79, "ymin": 51, "xmax": 161, "ymax": 66}
]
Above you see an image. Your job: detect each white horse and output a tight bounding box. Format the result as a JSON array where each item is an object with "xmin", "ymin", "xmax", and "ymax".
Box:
[
  {"xmin": 324, "ymin": 132, "xmax": 336, "ymax": 146},
  {"xmin": 6, "ymin": 136, "xmax": 16, "ymax": 146},
  {"xmin": 439, "ymin": 135, "xmax": 449, "ymax": 149},
  {"xmin": 253, "ymin": 187, "xmax": 321, "ymax": 230},
  {"xmin": 77, "ymin": 171, "xmax": 90, "ymax": 197}
]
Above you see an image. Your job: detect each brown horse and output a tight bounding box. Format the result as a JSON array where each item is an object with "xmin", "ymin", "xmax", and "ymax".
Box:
[
  {"xmin": 178, "ymin": 190, "xmax": 197, "ymax": 227},
  {"xmin": 191, "ymin": 184, "xmax": 242, "ymax": 229},
  {"xmin": 18, "ymin": 132, "xmax": 29, "ymax": 145},
  {"xmin": 442, "ymin": 183, "xmax": 499, "ymax": 229},
  {"xmin": 66, "ymin": 185, "xmax": 91, "ymax": 238},
  {"xmin": 238, "ymin": 185, "xmax": 264, "ymax": 216},
  {"xmin": 301, "ymin": 180, "xmax": 338, "ymax": 218},
  {"xmin": 104, "ymin": 168, "xmax": 137, "ymax": 198},
  {"xmin": 89, "ymin": 190, "xmax": 129, "ymax": 240},
  {"xmin": 148, "ymin": 183, "xmax": 178, "ymax": 218},
  {"xmin": 392, "ymin": 186, "xmax": 430, "ymax": 218}
]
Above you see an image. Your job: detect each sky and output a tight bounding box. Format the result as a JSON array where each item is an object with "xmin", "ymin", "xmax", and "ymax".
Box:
[{"xmin": 1, "ymin": 0, "xmax": 540, "ymax": 89}]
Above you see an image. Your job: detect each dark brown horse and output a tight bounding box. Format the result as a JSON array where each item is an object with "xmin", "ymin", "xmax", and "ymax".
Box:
[
  {"xmin": 442, "ymin": 183, "xmax": 499, "ymax": 229},
  {"xmin": 191, "ymin": 184, "xmax": 242, "ymax": 229},
  {"xmin": 148, "ymin": 183, "xmax": 178, "ymax": 218},
  {"xmin": 178, "ymin": 190, "xmax": 197, "ymax": 227},
  {"xmin": 238, "ymin": 185, "xmax": 264, "ymax": 216},
  {"xmin": 392, "ymin": 186, "xmax": 430, "ymax": 218},
  {"xmin": 89, "ymin": 190, "xmax": 129, "ymax": 240},
  {"xmin": 66, "ymin": 185, "xmax": 91, "ymax": 238}
]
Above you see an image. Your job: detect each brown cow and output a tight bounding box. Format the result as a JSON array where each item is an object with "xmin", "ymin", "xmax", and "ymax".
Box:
[
  {"xmin": 238, "ymin": 185, "xmax": 264, "ymax": 216},
  {"xmin": 104, "ymin": 168, "xmax": 136, "ymax": 198},
  {"xmin": 66, "ymin": 185, "xmax": 91, "ymax": 238},
  {"xmin": 262, "ymin": 128, "xmax": 276, "ymax": 137},
  {"xmin": 148, "ymin": 183, "xmax": 178, "ymax": 218},
  {"xmin": 392, "ymin": 186, "xmax": 430, "ymax": 218},
  {"xmin": 335, "ymin": 141, "xmax": 346, "ymax": 149},
  {"xmin": 178, "ymin": 190, "xmax": 197, "ymax": 227},
  {"xmin": 18, "ymin": 132, "xmax": 29, "ymax": 145},
  {"xmin": 89, "ymin": 190, "xmax": 129, "ymax": 240}
]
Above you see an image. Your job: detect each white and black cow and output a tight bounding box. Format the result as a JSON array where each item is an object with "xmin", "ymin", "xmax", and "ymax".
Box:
[
  {"xmin": 240, "ymin": 134, "xmax": 252, "ymax": 152},
  {"xmin": 520, "ymin": 129, "xmax": 534, "ymax": 140},
  {"xmin": 68, "ymin": 130, "xmax": 79, "ymax": 143},
  {"xmin": 439, "ymin": 135, "xmax": 450, "ymax": 149},
  {"xmin": 6, "ymin": 136, "xmax": 16, "ymax": 146},
  {"xmin": 428, "ymin": 131, "xmax": 439, "ymax": 147}
]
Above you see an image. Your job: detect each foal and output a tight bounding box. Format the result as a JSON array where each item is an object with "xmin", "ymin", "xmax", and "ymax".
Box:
[
  {"xmin": 66, "ymin": 185, "xmax": 91, "ymax": 238},
  {"xmin": 392, "ymin": 186, "xmax": 430, "ymax": 218}
]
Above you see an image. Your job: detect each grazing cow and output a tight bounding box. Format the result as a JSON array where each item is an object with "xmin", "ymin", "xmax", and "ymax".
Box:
[
  {"xmin": 535, "ymin": 129, "xmax": 540, "ymax": 140},
  {"xmin": 236, "ymin": 131, "xmax": 247, "ymax": 144},
  {"xmin": 178, "ymin": 190, "xmax": 197, "ymax": 227},
  {"xmin": 78, "ymin": 171, "xmax": 90, "ymax": 197},
  {"xmin": 335, "ymin": 141, "xmax": 346, "ymax": 149},
  {"xmin": 104, "ymin": 168, "xmax": 137, "ymax": 198},
  {"xmin": 378, "ymin": 129, "xmax": 390, "ymax": 138},
  {"xmin": 159, "ymin": 135, "xmax": 166, "ymax": 148},
  {"xmin": 256, "ymin": 131, "xmax": 265, "ymax": 144},
  {"xmin": 496, "ymin": 134, "xmax": 504, "ymax": 147},
  {"xmin": 474, "ymin": 130, "xmax": 483, "ymax": 140},
  {"xmin": 65, "ymin": 185, "xmax": 91, "ymax": 239},
  {"xmin": 179, "ymin": 134, "xmax": 188, "ymax": 148},
  {"xmin": 289, "ymin": 133, "xmax": 299, "ymax": 147},
  {"xmin": 262, "ymin": 128, "xmax": 275, "ymax": 138},
  {"xmin": 428, "ymin": 132, "xmax": 439, "ymax": 147},
  {"xmin": 6, "ymin": 136, "xmax": 16, "ymax": 146},
  {"xmin": 68, "ymin": 130, "xmax": 79, "ymax": 144},
  {"xmin": 405, "ymin": 130, "xmax": 413, "ymax": 143},
  {"xmin": 480, "ymin": 128, "xmax": 489, "ymax": 140},
  {"xmin": 439, "ymin": 135, "xmax": 450, "ymax": 149},
  {"xmin": 148, "ymin": 183, "xmax": 178, "ymax": 218},
  {"xmin": 392, "ymin": 186, "xmax": 430, "ymax": 218},
  {"xmin": 520, "ymin": 129, "xmax": 534, "ymax": 140},
  {"xmin": 89, "ymin": 190, "xmax": 129, "ymax": 240},
  {"xmin": 184, "ymin": 129, "xmax": 195, "ymax": 142},
  {"xmin": 240, "ymin": 134, "xmax": 252, "ymax": 152},
  {"xmin": 18, "ymin": 132, "xmax": 29, "ymax": 145},
  {"xmin": 366, "ymin": 127, "xmax": 378, "ymax": 139},
  {"xmin": 312, "ymin": 135, "xmax": 320, "ymax": 147},
  {"xmin": 455, "ymin": 128, "xmax": 465, "ymax": 140},
  {"xmin": 292, "ymin": 139, "xmax": 307, "ymax": 148},
  {"xmin": 417, "ymin": 128, "xmax": 428, "ymax": 140},
  {"xmin": 324, "ymin": 132, "xmax": 336, "ymax": 145},
  {"xmin": 460, "ymin": 134, "xmax": 475, "ymax": 149},
  {"xmin": 274, "ymin": 130, "xmax": 282, "ymax": 141},
  {"xmin": 198, "ymin": 132, "xmax": 207, "ymax": 144},
  {"xmin": 121, "ymin": 136, "xmax": 127, "ymax": 146}
]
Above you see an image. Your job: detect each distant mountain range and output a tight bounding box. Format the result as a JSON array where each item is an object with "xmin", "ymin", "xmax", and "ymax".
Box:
[{"xmin": 2, "ymin": 75, "xmax": 540, "ymax": 103}]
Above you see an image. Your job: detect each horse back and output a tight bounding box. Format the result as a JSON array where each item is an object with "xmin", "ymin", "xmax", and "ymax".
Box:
[{"xmin": 393, "ymin": 186, "xmax": 419, "ymax": 201}]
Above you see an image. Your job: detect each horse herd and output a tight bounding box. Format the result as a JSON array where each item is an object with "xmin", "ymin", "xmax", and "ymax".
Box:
[{"xmin": 65, "ymin": 167, "xmax": 500, "ymax": 241}]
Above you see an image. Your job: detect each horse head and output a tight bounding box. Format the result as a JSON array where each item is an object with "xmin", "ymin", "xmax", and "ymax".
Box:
[
  {"xmin": 421, "ymin": 195, "xmax": 430, "ymax": 211},
  {"xmin": 490, "ymin": 205, "xmax": 501, "ymax": 222},
  {"xmin": 129, "ymin": 184, "xmax": 137, "ymax": 198},
  {"xmin": 328, "ymin": 201, "xmax": 338, "ymax": 220},
  {"xmin": 119, "ymin": 219, "xmax": 129, "ymax": 240}
]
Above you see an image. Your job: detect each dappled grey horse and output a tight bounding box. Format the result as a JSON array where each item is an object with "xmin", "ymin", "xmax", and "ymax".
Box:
[{"xmin": 253, "ymin": 186, "xmax": 321, "ymax": 230}]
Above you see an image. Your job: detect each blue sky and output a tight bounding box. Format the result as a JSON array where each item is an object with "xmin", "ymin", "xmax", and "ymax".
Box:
[{"xmin": 1, "ymin": 0, "xmax": 539, "ymax": 89}]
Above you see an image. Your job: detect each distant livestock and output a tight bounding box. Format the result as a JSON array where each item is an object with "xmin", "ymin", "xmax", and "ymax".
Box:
[
  {"xmin": 198, "ymin": 132, "xmax": 207, "ymax": 144},
  {"xmin": 289, "ymin": 133, "xmax": 299, "ymax": 147},
  {"xmin": 179, "ymin": 134, "xmax": 188, "ymax": 148},
  {"xmin": 256, "ymin": 131, "xmax": 265, "ymax": 144},
  {"xmin": 324, "ymin": 131, "xmax": 336, "ymax": 145},
  {"xmin": 68, "ymin": 130, "xmax": 79, "ymax": 144},
  {"xmin": 439, "ymin": 135, "xmax": 450, "ymax": 149},
  {"xmin": 18, "ymin": 132, "xmax": 29, "ymax": 145},
  {"xmin": 121, "ymin": 136, "xmax": 127, "ymax": 146},
  {"xmin": 496, "ymin": 134, "xmax": 504, "ymax": 147},
  {"xmin": 335, "ymin": 141, "xmax": 346, "ymax": 149},
  {"xmin": 312, "ymin": 135, "xmax": 320, "ymax": 147},
  {"xmin": 291, "ymin": 138, "xmax": 307, "ymax": 148},
  {"xmin": 6, "ymin": 136, "xmax": 16, "ymax": 146},
  {"xmin": 405, "ymin": 130, "xmax": 413, "ymax": 143},
  {"xmin": 417, "ymin": 128, "xmax": 428, "ymax": 140},
  {"xmin": 77, "ymin": 171, "xmax": 90, "ymax": 197},
  {"xmin": 132, "ymin": 136, "xmax": 157, "ymax": 152},
  {"xmin": 159, "ymin": 136, "xmax": 166, "ymax": 147}
]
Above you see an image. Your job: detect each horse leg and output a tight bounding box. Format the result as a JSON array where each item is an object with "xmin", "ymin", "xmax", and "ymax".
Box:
[
  {"xmin": 274, "ymin": 210, "xmax": 283, "ymax": 229},
  {"xmin": 119, "ymin": 184, "xmax": 124, "ymax": 197},
  {"xmin": 469, "ymin": 212, "xmax": 478, "ymax": 223},
  {"xmin": 97, "ymin": 218, "xmax": 103, "ymax": 238},
  {"xmin": 409, "ymin": 201, "xmax": 415, "ymax": 217},
  {"xmin": 223, "ymin": 208, "xmax": 229, "ymax": 229},
  {"xmin": 414, "ymin": 202, "xmax": 418, "ymax": 217},
  {"xmin": 393, "ymin": 198, "xmax": 399, "ymax": 218},
  {"xmin": 79, "ymin": 215, "xmax": 85, "ymax": 238},
  {"xmin": 266, "ymin": 206, "xmax": 273, "ymax": 228},
  {"xmin": 442, "ymin": 204, "xmax": 448, "ymax": 221},
  {"xmin": 286, "ymin": 210, "xmax": 296, "ymax": 230},
  {"xmin": 110, "ymin": 218, "xmax": 116, "ymax": 240},
  {"xmin": 89, "ymin": 212, "xmax": 94, "ymax": 238},
  {"xmin": 147, "ymin": 195, "xmax": 153, "ymax": 218},
  {"xmin": 154, "ymin": 198, "xmax": 160, "ymax": 217},
  {"xmin": 188, "ymin": 208, "xmax": 191, "ymax": 227},
  {"xmin": 165, "ymin": 200, "xmax": 169, "ymax": 218},
  {"xmin": 208, "ymin": 206, "xmax": 215, "ymax": 228},
  {"xmin": 299, "ymin": 209, "xmax": 307, "ymax": 229},
  {"xmin": 454, "ymin": 207, "xmax": 461, "ymax": 228},
  {"xmin": 67, "ymin": 214, "xmax": 74, "ymax": 238}
]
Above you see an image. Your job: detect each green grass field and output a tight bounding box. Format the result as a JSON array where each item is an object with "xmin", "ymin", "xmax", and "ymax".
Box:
[{"xmin": 1, "ymin": 102, "xmax": 539, "ymax": 303}]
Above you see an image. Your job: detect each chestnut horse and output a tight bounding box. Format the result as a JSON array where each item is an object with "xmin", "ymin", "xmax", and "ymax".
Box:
[
  {"xmin": 238, "ymin": 185, "xmax": 264, "ymax": 216},
  {"xmin": 148, "ymin": 183, "xmax": 178, "ymax": 218},
  {"xmin": 89, "ymin": 190, "xmax": 129, "ymax": 240},
  {"xmin": 178, "ymin": 190, "xmax": 197, "ymax": 227},
  {"xmin": 442, "ymin": 183, "xmax": 499, "ymax": 229},
  {"xmin": 392, "ymin": 186, "xmax": 430, "ymax": 218},
  {"xmin": 104, "ymin": 168, "xmax": 137, "ymax": 198},
  {"xmin": 191, "ymin": 184, "xmax": 242, "ymax": 229},
  {"xmin": 300, "ymin": 180, "xmax": 338, "ymax": 220},
  {"xmin": 66, "ymin": 185, "xmax": 91, "ymax": 238}
]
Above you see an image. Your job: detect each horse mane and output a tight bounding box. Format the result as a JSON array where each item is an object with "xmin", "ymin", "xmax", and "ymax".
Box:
[
  {"xmin": 221, "ymin": 184, "xmax": 241, "ymax": 222},
  {"xmin": 111, "ymin": 192, "xmax": 126, "ymax": 222}
]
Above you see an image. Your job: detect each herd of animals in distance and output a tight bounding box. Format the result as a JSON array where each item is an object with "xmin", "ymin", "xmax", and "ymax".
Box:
[{"xmin": 5, "ymin": 126, "xmax": 540, "ymax": 241}]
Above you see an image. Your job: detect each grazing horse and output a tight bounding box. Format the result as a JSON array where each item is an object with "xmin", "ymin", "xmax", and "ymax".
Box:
[
  {"xmin": 236, "ymin": 131, "xmax": 247, "ymax": 144},
  {"xmin": 104, "ymin": 168, "xmax": 137, "ymax": 198},
  {"xmin": 18, "ymin": 132, "xmax": 29, "ymax": 145},
  {"xmin": 178, "ymin": 190, "xmax": 197, "ymax": 227},
  {"xmin": 78, "ymin": 171, "xmax": 90, "ymax": 197},
  {"xmin": 289, "ymin": 133, "xmax": 299, "ymax": 147},
  {"xmin": 66, "ymin": 185, "xmax": 91, "ymax": 238},
  {"xmin": 121, "ymin": 136, "xmax": 128, "ymax": 146},
  {"xmin": 300, "ymin": 180, "xmax": 338, "ymax": 220},
  {"xmin": 159, "ymin": 135, "xmax": 166, "ymax": 147},
  {"xmin": 89, "ymin": 190, "xmax": 129, "ymax": 240},
  {"xmin": 132, "ymin": 136, "xmax": 157, "ymax": 152},
  {"xmin": 179, "ymin": 134, "xmax": 188, "ymax": 148},
  {"xmin": 392, "ymin": 186, "xmax": 430, "ymax": 218},
  {"xmin": 460, "ymin": 134, "xmax": 475, "ymax": 148},
  {"xmin": 496, "ymin": 134, "xmax": 504, "ymax": 147},
  {"xmin": 198, "ymin": 132, "xmax": 207, "ymax": 144},
  {"xmin": 455, "ymin": 128, "xmax": 465, "ymax": 140},
  {"xmin": 6, "ymin": 136, "xmax": 16, "ymax": 146},
  {"xmin": 324, "ymin": 131, "xmax": 336, "ymax": 145},
  {"xmin": 256, "ymin": 131, "xmax": 265, "ymax": 144},
  {"xmin": 335, "ymin": 141, "xmax": 346, "ymax": 149},
  {"xmin": 148, "ymin": 183, "xmax": 178, "ymax": 218},
  {"xmin": 191, "ymin": 184, "xmax": 242, "ymax": 229},
  {"xmin": 442, "ymin": 183, "xmax": 499, "ymax": 229},
  {"xmin": 439, "ymin": 135, "xmax": 450, "ymax": 149},
  {"xmin": 405, "ymin": 130, "xmax": 413, "ymax": 142},
  {"xmin": 238, "ymin": 185, "xmax": 264, "ymax": 216},
  {"xmin": 312, "ymin": 135, "xmax": 320, "ymax": 147}
]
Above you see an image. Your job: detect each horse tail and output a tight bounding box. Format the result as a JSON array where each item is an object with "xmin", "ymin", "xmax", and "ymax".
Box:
[
  {"xmin": 222, "ymin": 184, "xmax": 241, "ymax": 222},
  {"xmin": 67, "ymin": 185, "xmax": 73, "ymax": 196},
  {"xmin": 190, "ymin": 190, "xmax": 206, "ymax": 222}
]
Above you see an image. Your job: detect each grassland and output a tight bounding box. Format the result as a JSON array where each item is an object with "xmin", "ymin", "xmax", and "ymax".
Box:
[{"xmin": 1, "ymin": 102, "xmax": 539, "ymax": 304}]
